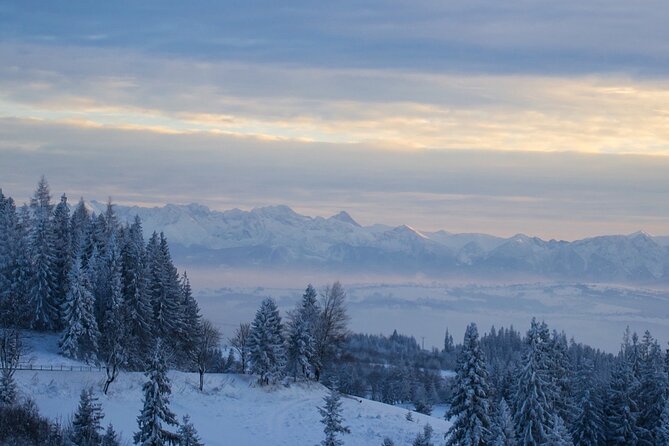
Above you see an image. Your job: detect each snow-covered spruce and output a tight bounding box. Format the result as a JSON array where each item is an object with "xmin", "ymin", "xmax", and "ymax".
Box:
[{"xmin": 445, "ymin": 322, "xmax": 491, "ymax": 446}]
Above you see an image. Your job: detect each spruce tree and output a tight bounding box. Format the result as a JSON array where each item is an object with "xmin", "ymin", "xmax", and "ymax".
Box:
[
  {"xmin": 52, "ymin": 193, "xmax": 72, "ymax": 328},
  {"xmin": 546, "ymin": 414, "xmax": 573, "ymax": 446},
  {"xmin": 120, "ymin": 216, "xmax": 152, "ymax": 367},
  {"xmin": 177, "ymin": 415, "xmax": 204, "ymax": 446},
  {"xmin": 318, "ymin": 383, "xmax": 350, "ymax": 446},
  {"xmin": 98, "ymin": 231, "xmax": 127, "ymax": 394},
  {"xmin": 445, "ymin": 323, "xmax": 491, "ymax": 446},
  {"xmin": 572, "ymin": 390, "xmax": 604, "ymax": 446},
  {"xmin": 492, "ymin": 399, "xmax": 517, "ymax": 446},
  {"xmin": 606, "ymin": 351, "xmax": 639, "ymax": 445},
  {"xmin": 28, "ymin": 176, "xmax": 58, "ymax": 330},
  {"xmin": 101, "ymin": 423, "xmax": 120, "ymax": 446},
  {"xmin": 286, "ymin": 310, "xmax": 316, "ymax": 380},
  {"xmin": 134, "ymin": 344, "xmax": 179, "ymax": 446},
  {"xmin": 513, "ymin": 319, "xmax": 552, "ymax": 446},
  {"xmin": 412, "ymin": 424, "xmax": 434, "ymax": 446},
  {"xmin": 636, "ymin": 331, "xmax": 668, "ymax": 445},
  {"xmin": 249, "ymin": 297, "xmax": 286, "ymax": 385},
  {"xmin": 70, "ymin": 387, "xmax": 104, "ymax": 446},
  {"xmin": 59, "ymin": 256, "xmax": 100, "ymax": 363}
]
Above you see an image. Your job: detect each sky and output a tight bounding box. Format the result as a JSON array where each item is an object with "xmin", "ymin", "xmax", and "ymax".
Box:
[{"xmin": 1, "ymin": 1, "xmax": 668, "ymax": 240}]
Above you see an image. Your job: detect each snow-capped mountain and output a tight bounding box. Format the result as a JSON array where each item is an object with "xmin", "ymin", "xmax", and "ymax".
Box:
[{"xmin": 87, "ymin": 201, "xmax": 669, "ymax": 283}]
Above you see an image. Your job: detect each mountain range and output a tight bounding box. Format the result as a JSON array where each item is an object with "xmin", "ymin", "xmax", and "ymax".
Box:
[{"xmin": 88, "ymin": 201, "xmax": 669, "ymax": 283}]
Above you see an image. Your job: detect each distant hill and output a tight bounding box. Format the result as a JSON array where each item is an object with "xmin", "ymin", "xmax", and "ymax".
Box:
[{"xmin": 88, "ymin": 201, "xmax": 669, "ymax": 283}]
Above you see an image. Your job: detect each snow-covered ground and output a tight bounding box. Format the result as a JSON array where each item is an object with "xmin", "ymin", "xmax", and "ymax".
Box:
[{"xmin": 16, "ymin": 333, "xmax": 451, "ymax": 446}]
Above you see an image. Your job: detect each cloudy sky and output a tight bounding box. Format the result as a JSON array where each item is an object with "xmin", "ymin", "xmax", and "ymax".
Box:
[{"xmin": 1, "ymin": 1, "xmax": 668, "ymax": 240}]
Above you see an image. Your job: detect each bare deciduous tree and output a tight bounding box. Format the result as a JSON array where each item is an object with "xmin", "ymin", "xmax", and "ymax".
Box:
[
  {"xmin": 314, "ymin": 281, "xmax": 350, "ymax": 381},
  {"xmin": 230, "ymin": 322, "xmax": 251, "ymax": 374},
  {"xmin": 194, "ymin": 319, "xmax": 221, "ymax": 391}
]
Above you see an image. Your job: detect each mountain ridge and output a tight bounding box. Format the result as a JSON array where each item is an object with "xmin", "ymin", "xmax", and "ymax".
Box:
[{"xmin": 86, "ymin": 200, "xmax": 669, "ymax": 283}]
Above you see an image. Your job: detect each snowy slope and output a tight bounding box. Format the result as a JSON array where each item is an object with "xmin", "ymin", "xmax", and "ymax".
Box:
[
  {"xmin": 86, "ymin": 201, "xmax": 669, "ymax": 282},
  {"xmin": 16, "ymin": 333, "xmax": 451, "ymax": 446}
]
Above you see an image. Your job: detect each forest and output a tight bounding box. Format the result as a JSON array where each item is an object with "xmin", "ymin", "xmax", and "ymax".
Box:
[{"xmin": 1, "ymin": 179, "xmax": 668, "ymax": 445}]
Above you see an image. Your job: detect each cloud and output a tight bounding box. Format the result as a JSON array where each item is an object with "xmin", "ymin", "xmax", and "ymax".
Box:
[
  {"xmin": 2, "ymin": 1, "xmax": 668, "ymax": 75},
  {"xmin": 2, "ymin": 43, "xmax": 669, "ymax": 155},
  {"xmin": 1, "ymin": 117, "xmax": 669, "ymax": 240}
]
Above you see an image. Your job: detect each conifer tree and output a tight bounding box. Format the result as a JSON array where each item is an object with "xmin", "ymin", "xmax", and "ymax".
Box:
[
  {"xmin": 286, "ymin": 309, "xmax": 316, "ymax": 380},
  {"xmin": 101, "ymin": 423, "xmax": 121, "ymax": 446},
  {"xmin": 177, "ymin": 415, "xmax": 204, "ymax": 446},
  {"xmin": 492, "ymin": 399, "xmax": 517, "ymax": 446},
  {"xmin": 59, "ymin": 256, "xmax": 100, "ymax": 363},
  {"xmin": 546, "ymin": 414, "xmax": 573, "ymax": 446},
  {"xmin": 443, "ymin": 328, "xmax": 454, "ymax": 353},
  {"xmin": 0, "ymin": 197, "xmax": 31, "ymax": 326},
  {"xmin": 179, "ymin": 272, "xmax": 202, "ymax": 365},
  {"xmin": 52, "ymin": 193, "xmax": 72, "ymax": 328},
  {"xmin": 656, "ymin": 400, "xmax": 669, "ymax": 445},
  {"xmin": 412, "ymin": 424, "xmax": 434, "ymax": 446},
  {"xmin": 513, "ymin": 319, "xmax": 552, "ymax": 446},
  {"xmin": 134, "ymin": 344, "xmax": 179, "ymax": 446},
  {"xmin": 318, "ymin": 383, "xmax": 350, "ymax": 446},
  {"xmin": 446, "ymin": 323, "xmax": 491, "ymax": 446},
  {"xmin": 71, "ymin": 387, "xmax": 104, "ymax": 446},
  {"xmin": 606, "ymin": 351, "xmax": 639, "ymax": 445},
  {"xmin": 636, "ymin": 331, "xmax": 668, "ymax": 445},
  {"xmin": 28, "ymin": 176, "xmax": 58, "ymax": 330},
  {"xmin": 120, "ymin": 216, "xmax": 152, "ymax": 367},
  {"xmin": 572, "ymin": 390, "xmax": 604, "ymax": 446},
  {"xmin": 249, "ymin": 297, "xmax": 286, "ymax": 385},
  {"xmin": 98, "ymin": 232, "xmax": 127, "ymax": 394}
]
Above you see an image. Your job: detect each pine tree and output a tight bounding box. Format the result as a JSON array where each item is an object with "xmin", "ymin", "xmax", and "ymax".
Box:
[
  {"xmin": 382, "ymin": 438, "xmax": 396, "ymax": 446},
  {"xmin": 412, "ymin": 424, "xmax": 434, "ymax": 446},
  {"xmin": 101, "ymin": 423, "xmax": 120, "ymax": 446},
  {"xmin": 28, "ymin": 176, "xmax": 58, "ymax": 330},
  {"xmin": 446, "ymin": 323, "xmax": 491, "ymax": 446},
  {"xmin": 513, "ymin": 319, "xmax": 552, "ymax": 446},
  {"xmin": 177, "ymin": 415, "xmax": 204, "ymax": 446},
  {"xmin": 318, "ymin": 383, "xmax": 350, "ymax": 446},
  {"xmin": 572, "ymin": 390, "xmax": 604, "ymax": 446},
  {"xmin": 412, "ymin": 384, "xmax": 432, "ymax": 415},
  {"xmin": 249, "ymin": 297, "xmax": 286, "ymax": 385},
  {"xmin": 492, "ymin": 399, "xmax": 517, "ymax": 446},
  {"xmin": 59, "ymin": 256, "xmax": 100, "ymax": 363},
  {"xmin": 134, "ymin": 344, "xmax": 179, "ymax": 446},
  {"xmin": 70, "ymin": 387, "xmax": 104, "ymax": 446}
]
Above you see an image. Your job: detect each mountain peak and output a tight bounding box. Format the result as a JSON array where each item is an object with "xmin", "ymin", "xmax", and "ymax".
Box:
[
  {"xmin": 328, "ymin": 211, "xmax": 360, "ymax": 227},
  {"xmin": 251, "ymin": 204, "xmax": 299, "ymax": 217}
]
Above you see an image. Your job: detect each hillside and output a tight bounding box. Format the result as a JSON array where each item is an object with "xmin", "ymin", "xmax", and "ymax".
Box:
[
  {"xmin": 15, "ymin": 333, "xmax": 451, "ymax": 446},
  {"xmin": 87, "ymin": 201, "xmax": 669, "ymax": 283}
]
